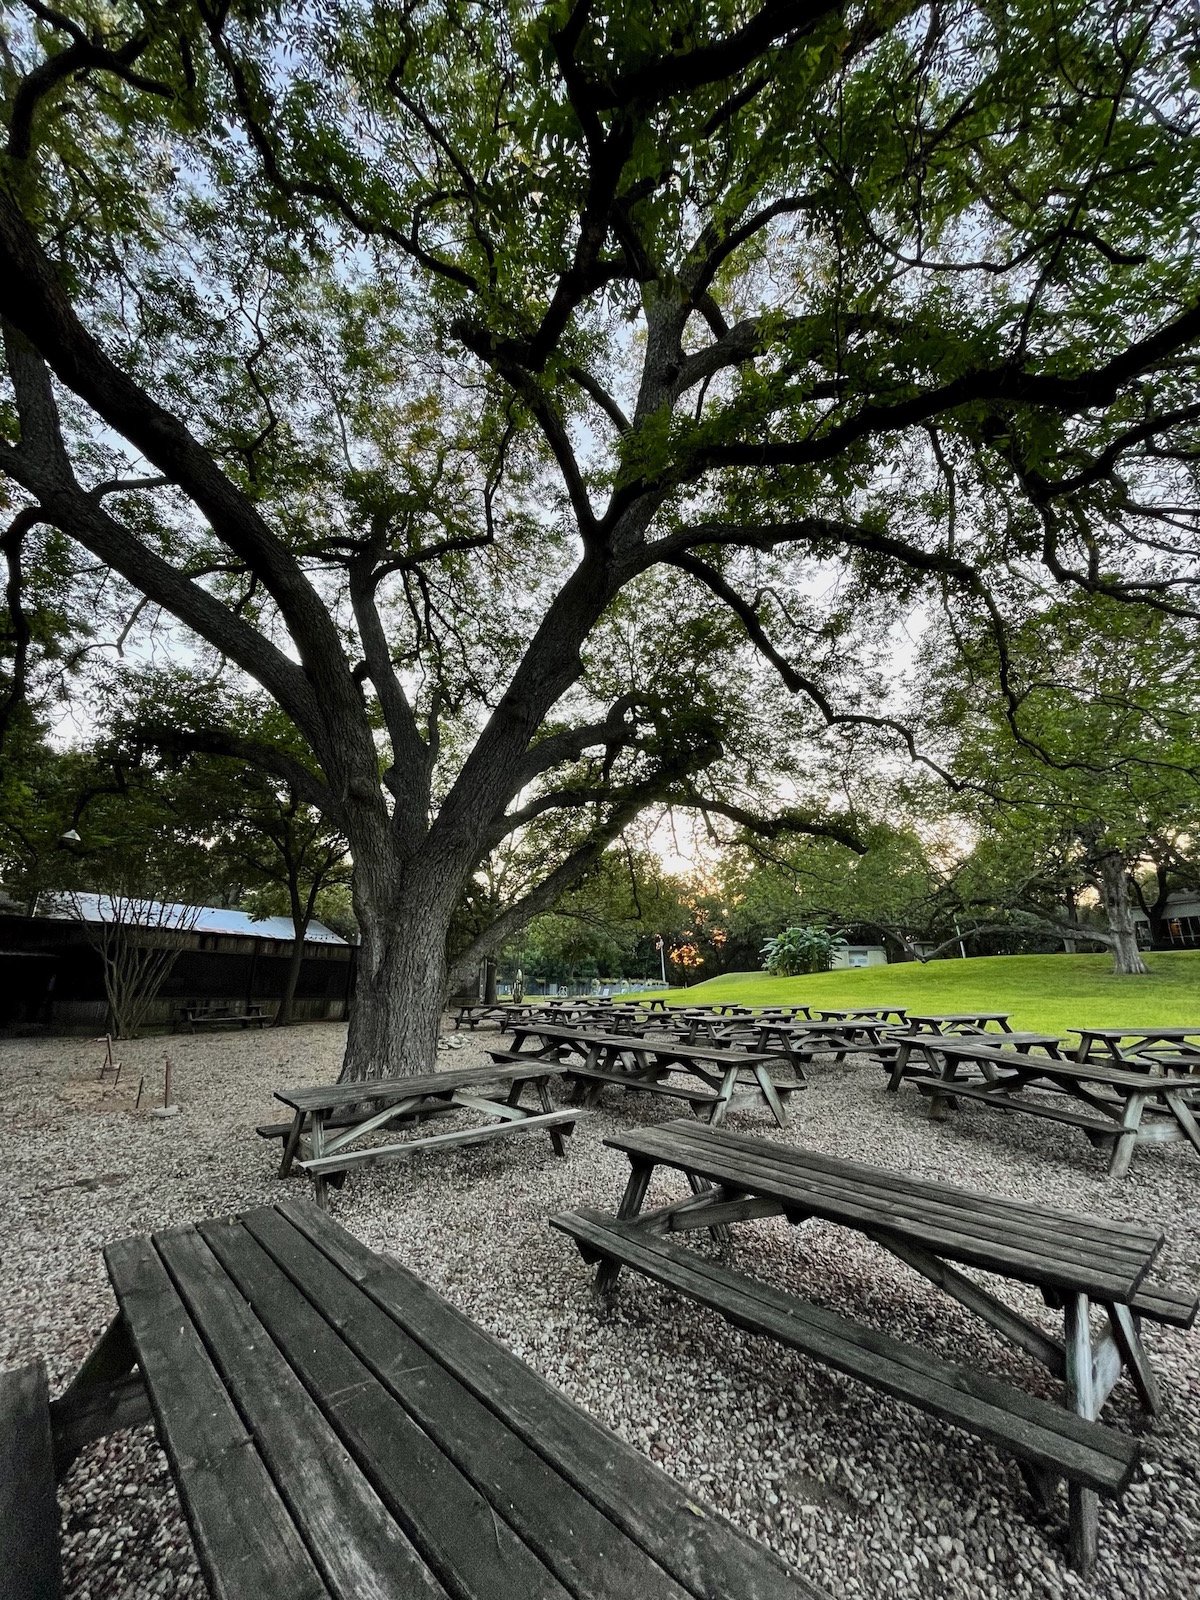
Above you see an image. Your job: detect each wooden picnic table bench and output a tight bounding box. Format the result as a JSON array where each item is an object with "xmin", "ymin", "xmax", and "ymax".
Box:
[
  {"xmin": 913, "ymin": 1040, "xmax": 1200, "ymax": 1176},
  {"xmin": 811, "ymin": 1005, "xmax": 908, "ymax": 1024},
  {"xmin": 903, "ymin": 1012, "xmax": 1013, "ymax": 1034},
  {"xmin": 270, "ymin": 1062, "xmax": 580, "ymax": 1205},
  {"xmin": 552, "ymin": 1119, "xmax": 1197, "ymax": 1574},
  {"xmin": 738, "ymin": 1017, "xmax": 898, "ymax": 1062},
  {"xmin": 2, "ymin": 1200, "xmax": 828, "ymax": 1600},
  {"xmin": 178, "ymin": 1001, "xmax": 271, "ymax": 1031},
  {"xmin": 1069, "ymin": 1025, "xmax": 1200, "ymax": 1066},
  {"xmin": 500, "ymin": 1022, "xmax": 802, "ymax": 1128},
  {"xmin": 451, "ymin": 1000, "xmax": 544, "ymax": 1030},
  {"xmin": 884, "ymin": 1030, "xmax": 1063, "ymax": 1092}
]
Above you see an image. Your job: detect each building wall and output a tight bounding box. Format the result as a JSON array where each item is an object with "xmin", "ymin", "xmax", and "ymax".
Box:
[
  {"xmin": 832, "ymin": 945, "xmax": 888, "ymax": 969},
  {"xmin": 0, "ymin": 913, "xmax": 353, "ymax": 1031}
]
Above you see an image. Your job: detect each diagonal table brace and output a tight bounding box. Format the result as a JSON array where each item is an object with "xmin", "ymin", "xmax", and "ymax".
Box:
[{"xmin": 859, "ymin": 1229, "xmax": 1068, "ymax": 1375}]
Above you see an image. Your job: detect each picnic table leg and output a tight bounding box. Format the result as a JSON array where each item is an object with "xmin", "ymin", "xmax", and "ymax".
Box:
[
  {"xmin": 47, "ymin": 1316, "xmax": 151, "ymax": 1479},
  {"xmin": 597, "ymin": 1159, "xmax": 654, "ymax": 1295},
  {"xmin": 926, "ymin": 1058, "xmax": 961, "ymax": 1121},
  {"xmin": 1106, "ymin": 1303, "xmax": 1160, "ymax": 1413},
  {"xmin": 886, "ymin": 1039, "xmax": 914, "ymax": 1093},
  {"xmin": 534, "ymin": 1078, "xmax": 569, "ymax": 1158},
  {"xmin": 278, "ymin": 1111, "xmax": 305, "ymax": 1178},
  {"xmin": 309, "ymin": 1110, "xmax": 330, "ymax": 1209},
  {"xmin": 1064, "ymin": 1292, "xmax": 1099, "ymax": 1575},
  {"xmin": 685, "ymin": 1172, "xmax": 733, "ymax": 1248},
  {"xmin": 1108, "ymin": 1096, "xmax": 1146, "ymax": 1178},
  {"xmin": 751, "ymin": 1063, "xmax": 789, "ymax": 1128},
  {"xmin": 1166, "ymin": 1091, "xmax": 1200, "ymax": 1160}
]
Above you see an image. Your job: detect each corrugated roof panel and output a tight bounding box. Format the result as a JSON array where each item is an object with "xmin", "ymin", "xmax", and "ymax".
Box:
[{"xmin": 38, "ymin": 892, "xmax": 348, "ymax": 946}]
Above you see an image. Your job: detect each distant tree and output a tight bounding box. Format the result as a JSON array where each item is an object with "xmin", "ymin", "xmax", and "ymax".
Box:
[{"xmin": 923, "ymin": 596, "xmax": 1200, "ymax": 974}]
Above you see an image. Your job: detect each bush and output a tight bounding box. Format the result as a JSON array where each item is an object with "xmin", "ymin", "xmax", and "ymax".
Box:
[{"xmin": 760, "ymin": 924, "xmax": 847, "ymax": 976}]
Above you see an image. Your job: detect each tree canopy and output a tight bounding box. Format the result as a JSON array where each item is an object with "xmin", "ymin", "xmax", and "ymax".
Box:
[{"xmin": 2, "ymin": 0, "xmax": 1199, "ymax": 1074}]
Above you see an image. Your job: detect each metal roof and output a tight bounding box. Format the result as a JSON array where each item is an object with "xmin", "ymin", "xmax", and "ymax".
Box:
[{"xmin": 38, "ymin": 892, "xmax": 348, "ymax": 946}]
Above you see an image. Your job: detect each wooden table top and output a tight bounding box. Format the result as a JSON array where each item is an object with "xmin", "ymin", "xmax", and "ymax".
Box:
[
  {"xmin": 103, "ymin": 1200, "xmax": 818, "ymax": 1600},
  {"xmin": 907, "ymin": 1030, "xmax": 1061, "ymax": 1050},
  {"xmin": 276, "ymin": 1060, "xmax": 563, "ymax": 1114},
  {"xmin": 923, "ymin": 1039, "xmax": 1193, "ymax": 1091},
  {"xmin": 904, "ymin": 1013, "xmax": 1012, "ymax": 1028},
  {"xmin": 604, "ymin": 1120, "xmax": 1162, "ymax": 1303},
  {"xmin": 1071, "ymin": 1026, "xmax": 1200, "ymax": 1044},
  {"xmin": 508, "ymin": 1022, "xmax": 788, "ymax": 1068},
  {"xmin": 812, "ymin": 1007, "xmax": 908, "ymax": 1021}
]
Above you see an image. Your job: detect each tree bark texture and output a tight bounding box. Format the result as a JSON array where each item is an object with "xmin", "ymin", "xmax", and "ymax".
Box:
[
  {"xmin": 1097, "ymin": 846, "xmax": 1149, "ymax": 976},
  {"xmin": 341, "ymin": 867, "xmax": 451, "ymax": 1080}
]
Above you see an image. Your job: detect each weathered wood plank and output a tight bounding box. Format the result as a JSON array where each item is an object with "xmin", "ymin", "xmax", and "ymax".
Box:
[
  {"xmin": 0, "ymin": 1360, "xmax": 64, "ymax": 1600},
  {"xmin": 277, "ymin": 1200, "xmax": 825, "ymax": 1600},
  {"xmin": 276, "ymin": 1061, "xmax": 564, "ymax": 1115},
  {"xmin": 605, "ymin": 1122, "xmax": 1159, "ymax": 1299},
  {"xmin": 1128, "ymin": 1281, "xmax": 1199, "ymax": 1327},
  {"xmin": 232, "ymin": 1208, "xmax": 688, "ymax": 1600},
  {"xmin": 298, "ymin": 1109, "xmax": 579, "ymax": 1175},
  {"xmin": 151, "ymin": 1224, "xmax": 446, "ymax": 1600},
  {"xmin": 914, "ymin": 1080, "xmax": 1120, "ymax": 1134},
  {"xmin": 613, "ymin": 1121, "xmax": 1160, "ymax": 1252},
  {"xmin": 103, "ymin": 1234, "xmax": 334, "ymax": 1600}
]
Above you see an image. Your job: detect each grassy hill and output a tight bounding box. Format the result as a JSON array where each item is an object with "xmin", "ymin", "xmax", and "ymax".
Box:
[{"xmin": 630, "ymin": 951, "xmax": 1200, "ymax": 1036}]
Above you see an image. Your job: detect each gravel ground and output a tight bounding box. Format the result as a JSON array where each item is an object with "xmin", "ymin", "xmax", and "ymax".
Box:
[{"xmin": 2, "ymin": 1022, "xmax": 1198, "ymax": 1599}]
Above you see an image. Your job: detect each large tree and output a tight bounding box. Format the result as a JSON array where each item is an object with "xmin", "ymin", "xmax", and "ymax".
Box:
[
  {"xmin": 2, "ymin": 1, "xmax": 1199, "ymax": 1077},
  {"xmin": 922, "ymin": 593, "xmax": 1200, "ymax": 972}
]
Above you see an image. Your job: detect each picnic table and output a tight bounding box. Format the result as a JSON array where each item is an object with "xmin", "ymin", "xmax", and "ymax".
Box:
[
  {"xmin": 499, "ymin": 1022, "xmax": 802, "ymax": 1128},
  {"xmin": 267, "ymin": 1062, "xmax": 580, "ymax": 1205},
  {"xmin": 1069, "ymin": 1025, "xmax": 1200, "ymax": 1068},
  {"xmin": 4, "ymin": 1199, "xmax": 827, "ymax": 1600},
  {"xmin": 697, "ymin": 1017, "xmax": 873, "ymax": 1065},
  {"xmin": 903, "ymin": 1012, "xmax": 1013, "ymax": 1034},
  {"xmin": 451, "ymin": 1001, "xmax": 542, "ymax": 1030},
  {"xmin": 914, "ymin": 1039, "xmax": 1200, "ymax": 1176},
  {"xmin": 772, "ymin": 1017, "xmax": 898, "ymax": 1058},
  {"xmin": 884, "ymin": 1030, "xmax": 1062, "ymax": 1093},
  {"xmin": 178, "ymin": 1001, "xmax": 271, "ymax": 1031},
  {"xmin": 812, "ymin": 1005, "xmax": 908, "ymax": 1024},
  {"xmin": 552, "ymin": 1119, "xmax": 1197, "ymax": 1573}
]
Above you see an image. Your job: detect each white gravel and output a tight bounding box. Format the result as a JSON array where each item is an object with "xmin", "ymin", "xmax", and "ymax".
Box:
[{"xmin": 2, "ymin": 1022, "xmax": 1198, "ymax": 1599}]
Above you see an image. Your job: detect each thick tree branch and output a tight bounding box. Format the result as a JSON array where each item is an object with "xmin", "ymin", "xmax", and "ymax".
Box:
[{"xmin": 0, "ymin": 198, "xmax": 362, "ymax": 724}]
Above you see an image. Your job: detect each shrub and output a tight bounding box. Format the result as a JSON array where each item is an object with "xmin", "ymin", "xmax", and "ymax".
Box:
[{"xmin": 760, "ymin": 924, "xmax": 847, "ymax": 976}]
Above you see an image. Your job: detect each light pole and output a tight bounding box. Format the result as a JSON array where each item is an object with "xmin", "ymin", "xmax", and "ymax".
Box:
[{"xmin": 654, "ymin": 934, "xmax": 667, "ymax": 986}]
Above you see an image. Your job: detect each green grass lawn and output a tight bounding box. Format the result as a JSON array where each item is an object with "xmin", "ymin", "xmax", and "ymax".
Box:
[{"xmin": 628, "ymin": 950, "xmax": 1200, "ymax": 1036}]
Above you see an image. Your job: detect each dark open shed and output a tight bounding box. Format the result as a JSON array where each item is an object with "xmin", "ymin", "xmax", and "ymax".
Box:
[{"xmin": 0, "ymin": 897, "xmax": 354, "ymax": 1032}]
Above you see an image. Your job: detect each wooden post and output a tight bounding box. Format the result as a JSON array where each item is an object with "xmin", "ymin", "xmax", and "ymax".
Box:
[
  {"xmin": 597, "ymin": 1159, "xmax": 653, "ymax": 1295},
  {"xmin": 1064, "ymin": 1292, "xmax": 1100, "ymax": 1575}
]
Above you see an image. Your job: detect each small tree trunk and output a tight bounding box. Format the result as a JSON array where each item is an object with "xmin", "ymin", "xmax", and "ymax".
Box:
[
  {"xmin": 276, "ymin": 933, "xmax": 307, "ymax": 1026},
  {"xmin": 341, "ymin": 895, "xmax": 448, "ymax": 1081},
  {"xmin": 1097, "ymin": 847, "xmax": 1149, "ymax": 976},
  {"xmin": 1061, "ymin": 890, "xmax": 1077, "ymax": 954}
]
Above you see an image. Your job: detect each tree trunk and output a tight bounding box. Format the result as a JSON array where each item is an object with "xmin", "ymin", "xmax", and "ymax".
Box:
[
  {"xmin": 340, "ymin": 890, "xmax": 449, "ymax": 1081},
  {"xmin": 1097, "ymin": 847, "xmax": 1149, "ymax": 976},
  {"xmin": 276, "ymin": 931, "xmax": 307, "ymax": 1026},
  {"xmin": 1061, "ymin": 890, "xmax": 1077, "ymax": 954}
]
